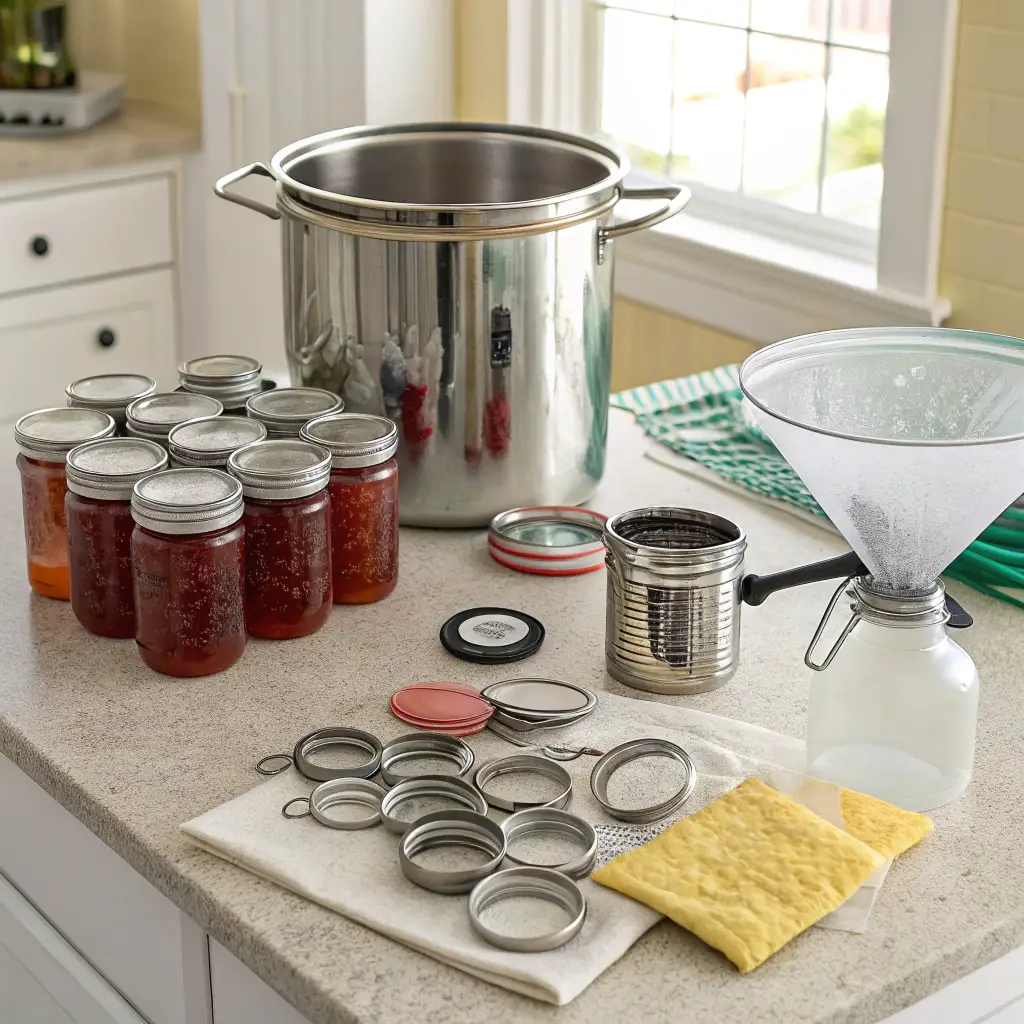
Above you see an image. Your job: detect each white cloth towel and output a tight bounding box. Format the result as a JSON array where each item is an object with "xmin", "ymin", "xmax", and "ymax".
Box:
[{"xmin": 181, "ymin": 694, "xmax": 879, "ymax": 1004}]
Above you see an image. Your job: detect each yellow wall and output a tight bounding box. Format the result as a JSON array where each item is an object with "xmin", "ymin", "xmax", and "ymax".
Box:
[
  {"xmin": 455, "ymin": 0, "xmax": 1024, "ymax": 388},
  {"xmin": 69, "ymin": 0, "xmax": 201, "ymax": 130}
]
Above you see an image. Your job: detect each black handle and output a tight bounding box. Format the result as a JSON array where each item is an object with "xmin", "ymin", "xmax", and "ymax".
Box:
[
  {"xmin": 741, "ymin": 550, "xmax": 868, "ymax": 606},
  {"xmin": 29, "ymin": 235, "xmax": 49, "ymax": 257},
  {"xmin": 97, "ymin": 327, "xmax": 116, "ymax": 349},
  {"xmin": 945, "ymin": 593, "xmax": 973, "ymax": 629}
]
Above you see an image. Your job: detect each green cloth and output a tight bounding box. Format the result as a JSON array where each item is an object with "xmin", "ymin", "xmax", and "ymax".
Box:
[{"xmin": 612, "ymin": 365, "xmax": 1024, "ymax": 610}]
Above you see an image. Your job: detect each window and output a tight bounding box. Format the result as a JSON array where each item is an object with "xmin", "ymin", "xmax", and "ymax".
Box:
[
  {"xmin": 508, "ymin": 0, "xmax": 956, "ymax": 340},
  {"xmin": 595, "ymin": 0, "xmax": 890, "ymax": 235}
]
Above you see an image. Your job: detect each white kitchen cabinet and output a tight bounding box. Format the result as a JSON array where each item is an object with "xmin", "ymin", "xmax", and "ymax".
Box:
[
  {"xmin": 0, "ymin": 269, "xmax": 177, "ymax": 418},
  {"xmin": 0, "ymin": 871, "xmax": 146, "ymax": 1024},
  {"xmin": 209, "ymin": 940, "xmax": 310, "ymax": 1024}
]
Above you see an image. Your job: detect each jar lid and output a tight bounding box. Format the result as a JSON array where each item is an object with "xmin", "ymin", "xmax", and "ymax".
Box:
[
  {"xmin": 179, "ymin": 354, "xmax": 264, "ymax": 406},
  {"xmin": 132, "ymin": 468, "xmax": 244, "ymax": 535},
  {"xmin": 439, "ymin": 607, "xmax": 546, "ymax": 664},
  {"xmin": 15, "ymin": 407, "xmax": 116, "ymax": 463},
  {"xmin": 246, "ymin": 387, "xmax": 344, "ymax": 435},
  {"xmin": 488, "ymin": 506, "xmax": 607, "ymax": 576},
  {"xmin": 125, "ymin": 393, "xmax": 224, "ymax": 439},
  {"xmin": 167, "ymin": 416, "xmax": 268, "ymax": 467},
  {"xmin": 300, "ymin": 413, "xmax": 398, "ymax": 468},
  {"xmin": 66, "ymin": 374, "xmax": 157, "ymax": 419},
  {"xmin": 227, "ymin": 439, "xmax": 332, "ymax": 500},
  {"xmin": 66, "ymin": 438, "xmax": 168, "ymax": 500}
]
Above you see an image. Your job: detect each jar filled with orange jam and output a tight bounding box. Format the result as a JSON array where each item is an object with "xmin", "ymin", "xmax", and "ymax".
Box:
[
  {"xmin": 15, "ymin": 408, "xmax": 116, "ymax": 599},
  {"xmin": 299, "ymin": 413, "xmax": 398, "ymax": 604}
]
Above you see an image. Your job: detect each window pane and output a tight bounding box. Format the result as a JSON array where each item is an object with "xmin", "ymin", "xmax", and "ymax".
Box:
[
  {"xmin": 670, "ymin": 23, "xmax": 746, "ymax": 190},
  {"xmin": 599, "ymin": 0, "xmax": 673, "ymax": 17},
  {"xmin": 750, "ymin": 0, "xmax": 829, "ymax": 41},
  {"xmin": 831, "ymin": 0, "xmax": 890, "ymax": 51},
  {"xmin": 742, "ymin": 34, "xmax": 826, "ymax": 212},
  {"xmin": 822, "ymin": 47, "xmax": 888, "ymax": 226},
  {"xmin": 674, "ymin": 0, "xmax": 748, "ymax": 27},
  {"xmin": 600, "ymin": 8, "xmax": 674, "ymax": 173}
]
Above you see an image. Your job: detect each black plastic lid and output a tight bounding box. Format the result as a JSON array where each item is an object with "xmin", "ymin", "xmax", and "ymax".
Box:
[{"xmin": 439, "ymin": 607, "xmax": 545, "ymax": 664}]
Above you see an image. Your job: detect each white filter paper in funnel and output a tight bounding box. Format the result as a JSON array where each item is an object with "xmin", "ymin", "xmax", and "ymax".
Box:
[{"xmin": 741, "ymin": 328, "xmax": 1024, "ymax": 591}]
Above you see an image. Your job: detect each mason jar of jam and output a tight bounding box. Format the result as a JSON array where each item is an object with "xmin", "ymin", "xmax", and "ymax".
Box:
[
  {"xmin": 178, "ymin": 354, "xmax": 267, "ymax": 414},
  {"xmin": 167, "ymin": 415, "xmax": 266, "ymax": 469},
  {"xmin": 15, "ymin": 408, "xmax": 116, "ymax": 599},
  {"xmin": 125, "ymin": 392, "xmax": 223, "ymax": 449},
  {"xmin": 300, "ymin": 413, "xmax": 398, "ymax": 604},
  {"xmin": 245, "ymin": 387, "xmax": 343, "ymax": 438},
  {"xmin": 227, "ymin": 439, "xmax": 333, "ymax": 638},
  {"xmin": 65, "ymin": 438, "xmax": 168, "ymax": 637},
  {"xmin": 66, "ymin": 374, "xmax": 157, "ymax": 432},
  {"xmin": 131, "ymin": 469, "xmax": 246, "ymax": 676}
]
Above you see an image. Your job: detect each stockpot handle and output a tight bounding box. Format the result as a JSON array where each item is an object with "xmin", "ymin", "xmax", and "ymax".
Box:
[
  {"xmin": 213, "ymin": 162, "xmax": 281, "ymax": 221},
  {"xmin": 601, "ymin": 184, "xmax": 692, "ymax": 242}
]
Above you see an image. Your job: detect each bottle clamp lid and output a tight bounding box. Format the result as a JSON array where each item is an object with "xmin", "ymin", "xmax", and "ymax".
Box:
[
  {"xmin": 227, "ymin": 439, "xmax": 332, "ymax": 500},
  {"xmin": 66, "ymin": 438, "xmax": 168, "ymax": 500},
  {"xmin": 300, "ymin": 413, "xmax": 398, "ymax": 468},
  {"xmin": 125, "ymin": 393, "xmax": 224, "ymax": 440},
  {"xmin": 167, "ymin": 416, "xmax": 267, "ymax": 468},
  {"xmin": 488, "ymin": 506, "xmax": 607, "ymax": 576},
  {"xmin": 246, "ymin": 387, "xmax": 344, "ymax": 436},
  {"xmin": 131, "ymin": 468, "xmax": 244, "ymax": 535},
  {"xmin": 440, "ymin": 607, "xmax": 545, "ymax": 664},
  {"xmin": 15, "ymin": 407, "xmax": 116, "ymax": 463}
]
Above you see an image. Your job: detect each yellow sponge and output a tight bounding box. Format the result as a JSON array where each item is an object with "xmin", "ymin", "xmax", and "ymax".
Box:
[
  {"xmin": 592, "ymin": 777, "xmax": 883, "ymax": 972},
  {"xmin": 840, "ymin": 788, "xmax": 933, "ymax": 859}
]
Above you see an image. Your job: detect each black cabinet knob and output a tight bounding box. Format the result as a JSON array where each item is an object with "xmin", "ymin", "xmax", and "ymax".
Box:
[
  {"xmin": 97, "ymin": 328, "xmax": 116, "ymax": 349},
  {"xmin": 29, "ymin": 235, "xmax": 50, "ymax": 257}
]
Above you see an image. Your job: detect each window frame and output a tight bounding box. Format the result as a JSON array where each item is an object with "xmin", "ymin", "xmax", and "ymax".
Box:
[{"xmin": 508, "ymin": 0, "xmax": 957, "ymax": 339}]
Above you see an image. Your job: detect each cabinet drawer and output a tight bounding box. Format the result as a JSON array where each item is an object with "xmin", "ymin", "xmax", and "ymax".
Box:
[
  {"xmin": 0, "ymin": 176, "xmax": 172, "ymax": 297},
  {"xmin": 0, "ymin": 269, "xmax": 178, "ymax": 420}
]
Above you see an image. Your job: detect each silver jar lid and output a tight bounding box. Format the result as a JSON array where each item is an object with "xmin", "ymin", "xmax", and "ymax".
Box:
[
  {"xmin": 131, "ymin": 468, "xmax": 244, "ymax": 535},
  {"xmin": 179, "ymin": 354, "xmax": 264, "ymax": 407},
  {"xmin": 227, "ymin": 439, "xmax": 332, "ymax": 500},
  {"xmin": 125, "ymin": 392, "xmax": 224, "ymax": 441},
  {"xmin": 299, "ymin": 413, "xmax": 398, "ymax": 468},
  {"xmin": 15, "ymin": 407, "xmax": 116, "ymax": 463},
  {"xmin": 167, "ymin": 416, "xmax": 268, "ymax": 468},
  {"xmin": 246, "ymin": 387, "xmax": 344, "ymax": 436},
  {"xmin": 66, "ymin": 374, "xmax": 157, "ymax": 424},
  {"xmin": 66, "ymin": 438, "xmax": 168, "ymax": 500}
]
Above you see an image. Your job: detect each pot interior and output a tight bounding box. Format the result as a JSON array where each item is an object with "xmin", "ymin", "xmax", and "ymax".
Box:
[{"xmin": 277, "ymin": 126, "xmax": 623, "ymax": 209}]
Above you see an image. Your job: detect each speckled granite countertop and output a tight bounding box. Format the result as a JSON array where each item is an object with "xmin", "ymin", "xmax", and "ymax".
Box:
[
  {"xmin": 0, "ymin": 410, "xmax": 1021, "ymax": 1024},
  {"xmin": 0, "ymin": 101, "xmax": 197, "ymax": 183}
]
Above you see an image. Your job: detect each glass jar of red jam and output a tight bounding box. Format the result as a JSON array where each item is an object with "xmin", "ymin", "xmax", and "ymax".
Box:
[
  {"xmin": 131, "ymin": 469, "xmax": 246, "ymax": 676},
  {"xmin": 125, "ymin": 392, "xmax": 224, "ymax": 449},
  {"xmin": 66, "ymin": 374, "xmax": 157, "ymax": 433},
  {"xmin": 227, "ymin": 439, "xmax": 333, "ymax": 638},
  {"xmin": 300, "ymin": 413, "xmax": 399, "ymax": 604},
  {"xmin": 15, "ymin": 408, "xmax": 116, "ymax": 600},
  {"xmin": 178, "ymin": 354, "xmax": 266, "ymax": 414},
  {"xmin": 245, "ymin": 387, "xmax": 343, "ymax": 438},
  {"xmin": 65, "ymin": 438, "xmax": 168, "ymax": 638},
  {"xmin": 168, "ymin": 415, "xmax": 267, "ymax": 469}
]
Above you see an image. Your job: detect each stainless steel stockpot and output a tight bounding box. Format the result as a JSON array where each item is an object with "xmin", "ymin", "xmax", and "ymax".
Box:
[{"xmin": 215, "ymin": 122, "xmax": 690, "ymax": 525}]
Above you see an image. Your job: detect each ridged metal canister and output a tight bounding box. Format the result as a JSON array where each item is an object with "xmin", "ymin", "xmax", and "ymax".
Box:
[{"xmin": 603, "ymin": 507, "xmax": 747, "ymax": 694}]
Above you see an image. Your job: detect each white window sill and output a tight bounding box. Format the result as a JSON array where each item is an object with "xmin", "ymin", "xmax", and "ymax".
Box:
[{"xmin": 612, "ymin": 213, "xmax": 951, "ymax": 343}]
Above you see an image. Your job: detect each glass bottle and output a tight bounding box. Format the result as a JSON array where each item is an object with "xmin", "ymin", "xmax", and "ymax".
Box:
[
  {"xmin": 131, "ymin": 468, "xmax": 246, "ymax": 676},
  {"xmin": 15, "ymin": 407, "xmax": 116, "ymax": 599},
  {"xmin": 805, "ymin": 580, "xmax": 978, "ymax": 812},
  {"xmin": 300, "ymin": 413, "xmax": 399, "ymax": 604},
  {"xmin": 167, "ymin": 415, "xmax": 266, "ymax": 469},
  {"xmin": 66, "ymin": 374, "xmax": 156, "ymax": 433},
  {"xmin": 227, "ymin": 439, "xmax": 333, "ymax": 638},
  {"xmin": 125, "ymin": 392, "xmax": 223, "ymax": 449},
  {"xmin": 65, "ymin": 438, "xmax": 167, "ymax": 638},
  {"xmin": 245, "ymin": 387, "xmax": 343, "ymax": 438}
]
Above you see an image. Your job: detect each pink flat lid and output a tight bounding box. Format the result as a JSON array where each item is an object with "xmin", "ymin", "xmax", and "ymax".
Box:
[{"xmin": 391, "ymin": 685, "xmax": 491, "ymax": 725}]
